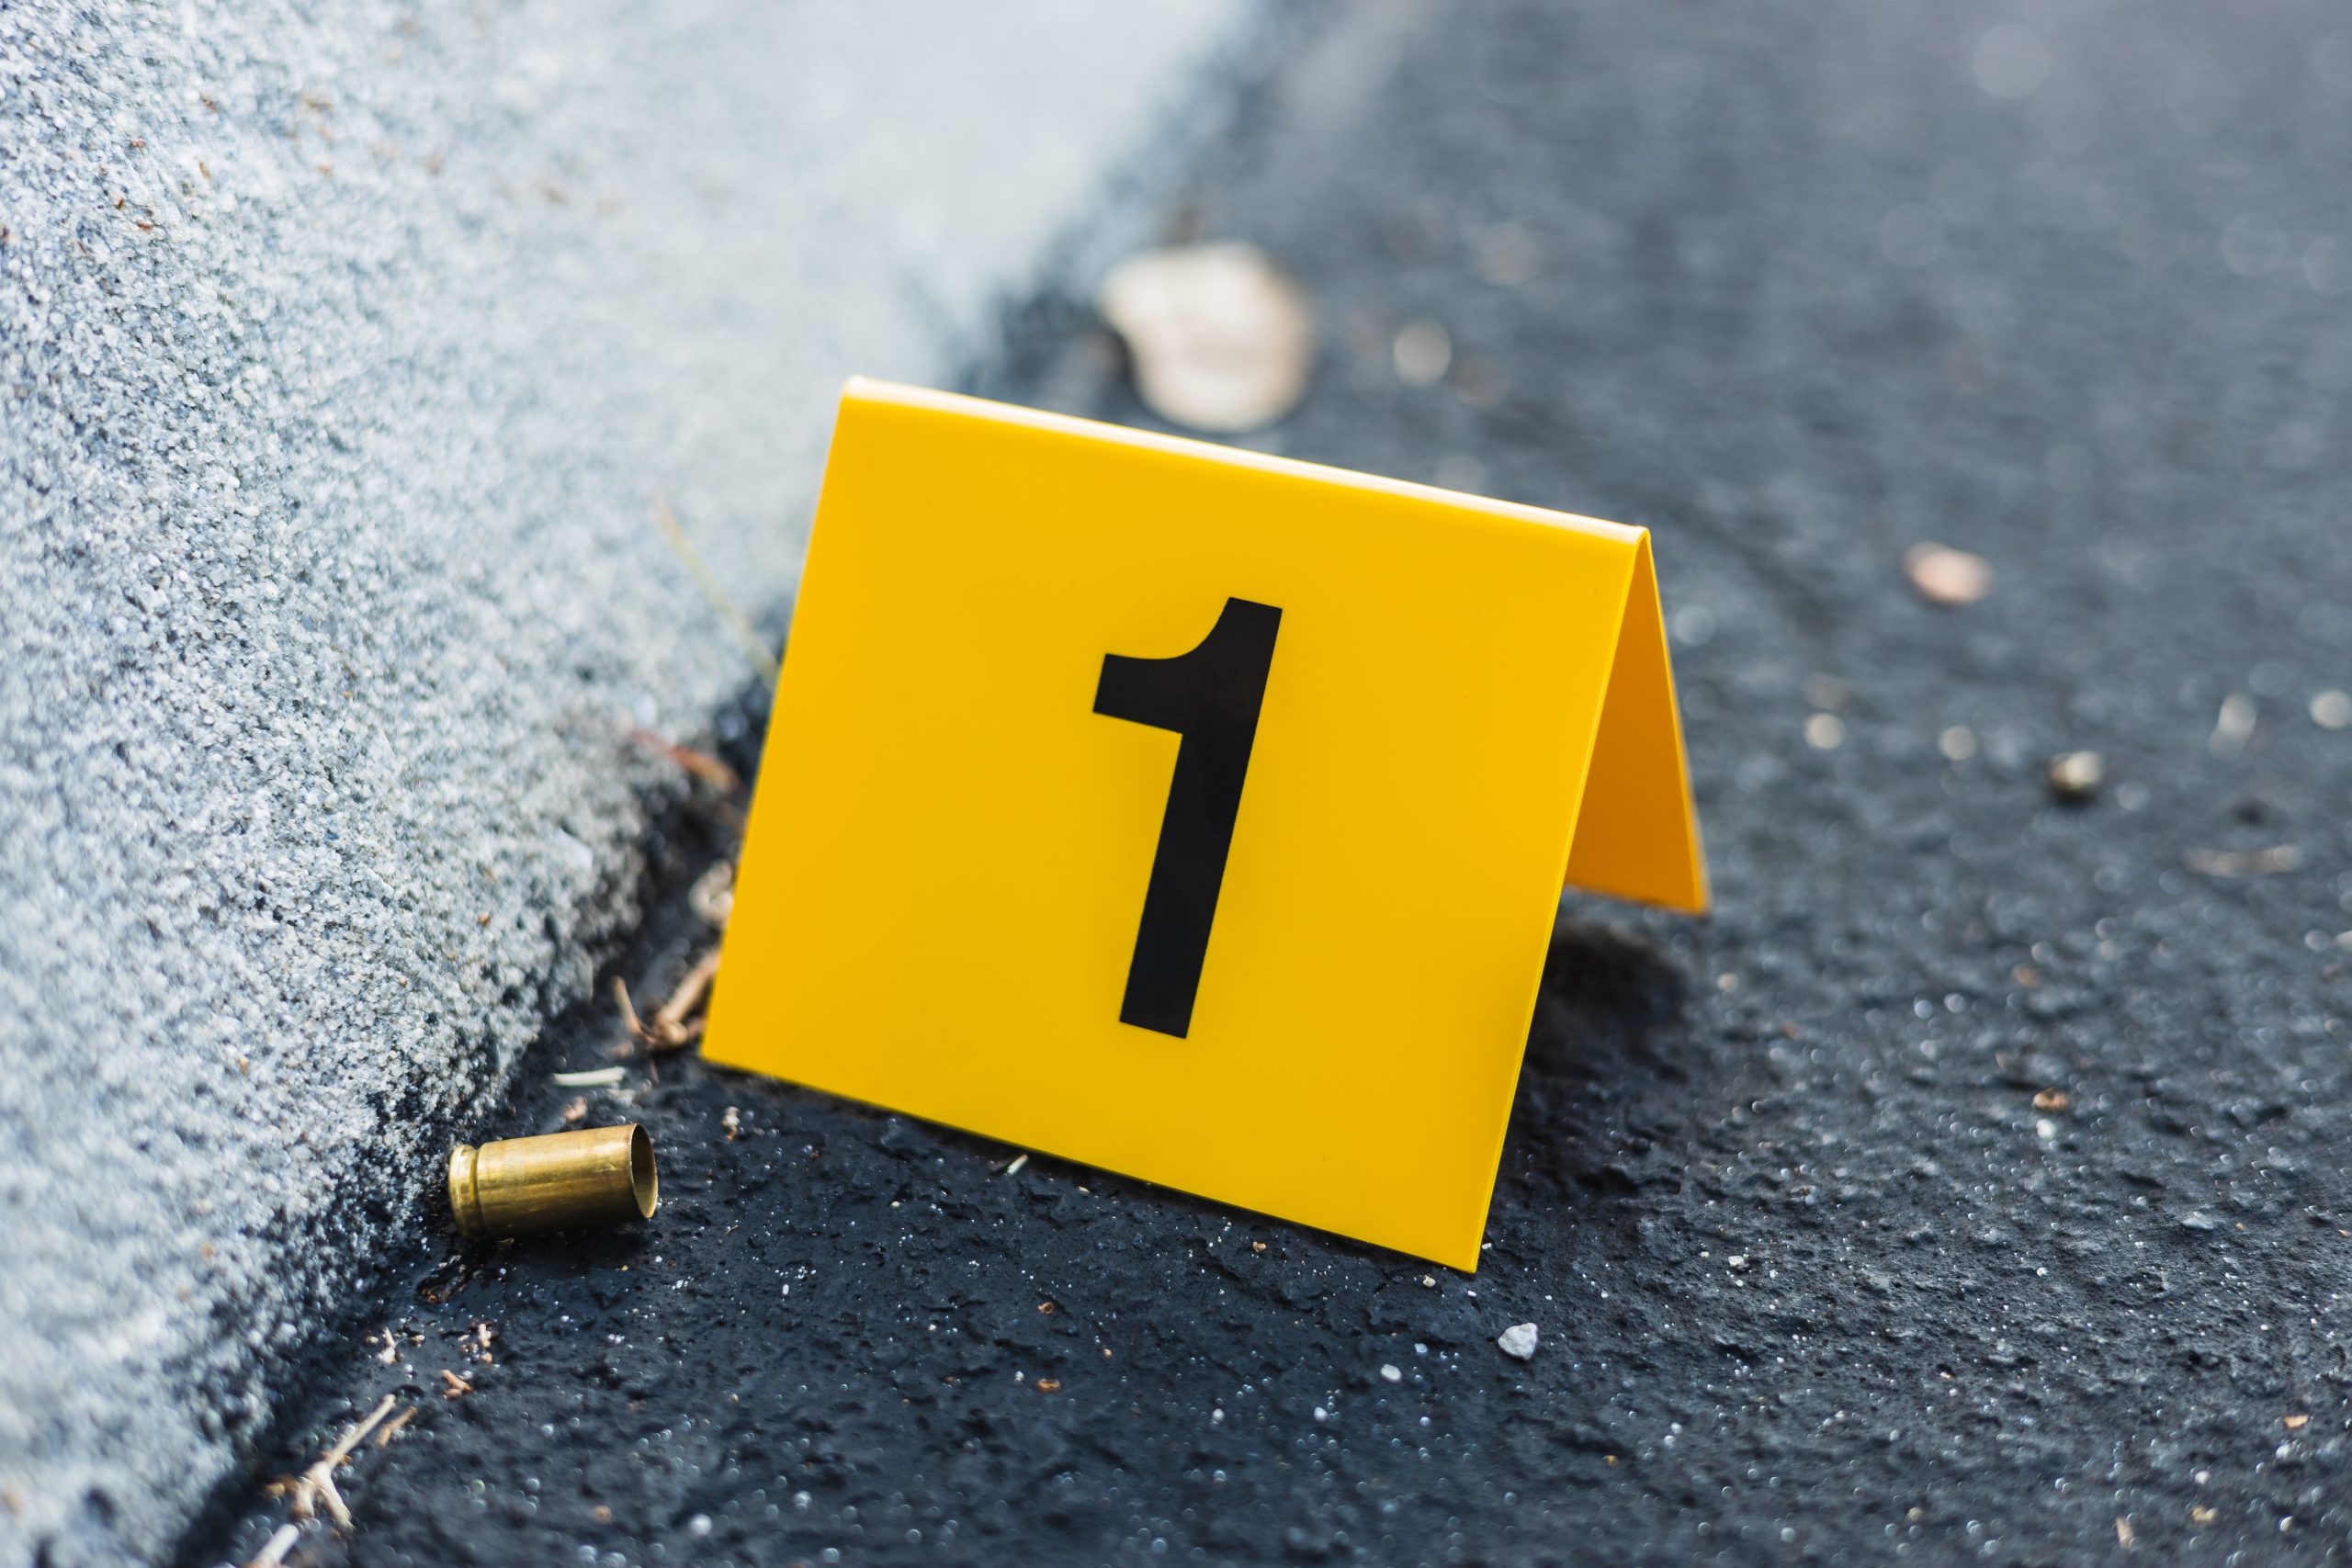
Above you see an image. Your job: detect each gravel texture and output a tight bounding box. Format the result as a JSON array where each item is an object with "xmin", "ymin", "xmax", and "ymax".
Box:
[
  {"xmin": 207, "ymin": 0, "xmax": 2352, "ymax": 1564},
  {"xmin": 0, "ymin": 3, "xmax": 1260, "ymax": 1562}
]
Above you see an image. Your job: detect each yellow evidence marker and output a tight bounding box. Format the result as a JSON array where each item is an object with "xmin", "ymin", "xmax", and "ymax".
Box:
[{"xmin": 704, "ymin": 379, "xmax": 1706, "ymax": 1270}]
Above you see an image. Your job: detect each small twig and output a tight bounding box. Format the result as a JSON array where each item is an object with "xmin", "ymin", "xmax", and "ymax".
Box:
[
  {"xmin": 612, "ymin": 976, "xmax": 646, "ymax": 1040},
  {"xmin": 245, "ymin": 1522, "xmax": 300, "ymax": 1568},
  {"xmin": 617, "ymin": 953, "xmax": 720, "ymax": 1053},
  {"xmin": 272, "ymin": 1393, "xmax": 397, "ymax": 1530},
  {"xmin": 624, "ymin": 726, "xmax": 741, "ymax": 794},
  {"xmin": 651, "ymin": 950, "xmax": 721, "ymax": 1047},
  {"xmin": 374, "ymin": 1407, "xmax": 417, "ymax": 1448},
  {"xmin": 651, "ymin": 495, "xmax": 777, "ymax": 688},
  {"xmin": 323, "ymin": 1395, "xmax": 397, "ymax": 1461}
]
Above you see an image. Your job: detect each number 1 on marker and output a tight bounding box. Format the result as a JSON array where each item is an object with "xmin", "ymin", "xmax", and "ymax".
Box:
[{"xmin": 1094, "ymin": 597, "xmax": 1283, "ymax": 1037}]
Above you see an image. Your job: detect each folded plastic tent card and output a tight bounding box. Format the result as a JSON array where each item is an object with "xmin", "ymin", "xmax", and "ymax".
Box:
[{"xmin": 704, "ymin": 379, "xmax": 1705, "ymax": 1269}]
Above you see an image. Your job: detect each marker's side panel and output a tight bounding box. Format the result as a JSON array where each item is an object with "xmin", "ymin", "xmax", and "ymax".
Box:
[{"xmin": 1562, "ymin": 533, "xmax": 1709, "ymax": 914}]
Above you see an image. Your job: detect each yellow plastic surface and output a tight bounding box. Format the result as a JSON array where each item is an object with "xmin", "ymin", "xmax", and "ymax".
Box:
[{"xmin": 703, "ymin": 379, "xmax": 1706, "ymax": 1269}]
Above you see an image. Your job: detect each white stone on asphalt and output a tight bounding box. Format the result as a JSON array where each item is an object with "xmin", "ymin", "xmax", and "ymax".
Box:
[{"xmin": 1098, "ymin": 243, "xmax": 1315, "ymax": 433}]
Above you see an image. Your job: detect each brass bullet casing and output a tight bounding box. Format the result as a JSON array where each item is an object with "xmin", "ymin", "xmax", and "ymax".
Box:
[{"xmin": 447, "ymin": 1123, "xmax": 658, "ymax": 1240}]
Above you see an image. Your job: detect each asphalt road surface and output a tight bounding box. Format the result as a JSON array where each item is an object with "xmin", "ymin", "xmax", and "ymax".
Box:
[{"xmin": 198, "ymin": 1, "xmax": 2352, "ymax": 1562}]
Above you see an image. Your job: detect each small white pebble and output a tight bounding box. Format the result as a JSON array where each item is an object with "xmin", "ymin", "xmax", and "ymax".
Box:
[
  {"xmin": 2046, "ymin": 750, "xmax": 2104, "ymax": 801},
  {"xmin": 688, "ymin": 1515, "xmax": 712, "ymax": 1538},
  {"xmin": 1379, "ymin": 1364, "xmax": 1402, "ymax": 1383},
  {"xmin": 1905, "ymin": 542, "xmax": 1992, "ymax": 605},
  {"xmin": 1097, "ymin": 243, "xmax": 1312, "ymax": 432},
  {"xmin": 1804, "ymin": 712, "xmax": 1845, "ymax": 750},
  {"xmin": 2312, "ymin": 690, "xmax": 2352, "ymax": 729},
  {"xmin": 1497, "ymin": 1322, "xmax": 1540, "ymax": 1360},
  {"xmin": 2211, "ymin": 693, "xmax": 2257, "ymax": 756},
  {"xmin": 1393, "ymin": 320, "xmax": 1453, "ymax": 387}
]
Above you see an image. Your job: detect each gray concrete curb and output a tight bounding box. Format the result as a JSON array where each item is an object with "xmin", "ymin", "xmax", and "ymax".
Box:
[{"xmin": 0, "ymin": 4, "xmax": 1262, "ymax": 1561}]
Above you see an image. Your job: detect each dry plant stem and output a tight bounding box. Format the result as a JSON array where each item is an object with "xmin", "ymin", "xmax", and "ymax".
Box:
[
  {"xmin": 274, "ymin": 1393, "xmax": 397, "ymax": 1531},
  {"xmin": 616, "ymin": 953, "xmax": 719, "ymax": 1052},
  {"xmin": 612, "ymin": 976, "xmax": 646, "ymax": 1043},
  {"xmin": 652, "ymin": 949, "xmax": 721, "ymax": 1045},
  {"xmin": 624, "ymin": 726, "xmax": 742, "ymax": 794},
  {"xmin": 244, "ymin": 1522, "xmax": 300, "ymax": 1568},
  {"xmin": 650, "ymin": 495, "xmax": 778, "ymax": 687}
]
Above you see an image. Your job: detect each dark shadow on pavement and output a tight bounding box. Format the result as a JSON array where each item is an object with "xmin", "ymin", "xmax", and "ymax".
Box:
[{"xmin": 1501, "ymin": 914, "xmax": 1704, "ymax": 1208}]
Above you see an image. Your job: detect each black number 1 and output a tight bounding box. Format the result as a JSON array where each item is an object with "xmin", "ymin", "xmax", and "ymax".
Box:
[{"xmin": 1094, "ymin": 597, "xmax": 1283, "ymax": 1037}]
